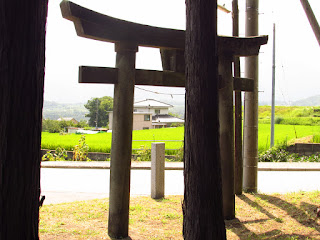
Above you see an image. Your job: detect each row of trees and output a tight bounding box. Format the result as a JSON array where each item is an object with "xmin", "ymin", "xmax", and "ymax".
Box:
[
  {"xmin": 42, "ymin": 119, "xmax": 88, "ymax": 133},
  {"xmin": 42, "ymin": 96, "xmax": 114, "ymax": 132}
]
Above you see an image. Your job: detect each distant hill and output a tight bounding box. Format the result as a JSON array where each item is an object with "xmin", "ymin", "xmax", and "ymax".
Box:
[
  {"xmin": 291, "ymin": 95, "xmax": 320, "ymax": 106},
  {"xmin": 43, "ymin": 101, "xmax": 89, "ymax": 121},
  {"xmin": 259, "ymin": 95, "xmax": 320, "ymax": 107}
]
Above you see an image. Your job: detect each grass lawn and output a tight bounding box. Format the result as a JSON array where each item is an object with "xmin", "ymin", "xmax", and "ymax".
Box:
[
  {"xmin": 42, "ymin": 124, "xmax": 320, "ymax": 154},
  {"xmin": 40, "ymin": 192, "xmax": 320, "ymax": 239},
  {"xmin": 258, "ymin": 124, "xmax": 320, "ymax": 152}
]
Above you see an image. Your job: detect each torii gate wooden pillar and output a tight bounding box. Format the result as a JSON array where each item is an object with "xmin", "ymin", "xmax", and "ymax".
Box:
[{"xmin": 60, "ymin": 0, "xmax": 267, "ymax": 237}]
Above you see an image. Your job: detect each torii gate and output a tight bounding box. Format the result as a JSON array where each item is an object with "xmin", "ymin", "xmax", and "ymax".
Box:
[{"xmin": 60, "ymin": 1, "xmax": 267, "ymax": 238}]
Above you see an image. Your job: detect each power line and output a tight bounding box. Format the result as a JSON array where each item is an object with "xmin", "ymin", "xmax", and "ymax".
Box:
[{"xmin": 135, "ymin": 86, "xmax": 185, "ymax": 97}]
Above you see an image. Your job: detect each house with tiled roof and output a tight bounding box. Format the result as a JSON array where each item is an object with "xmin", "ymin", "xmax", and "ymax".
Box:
[{"xmin": 108, "ymin": 99, "xmax": 184, "ymax": 130}]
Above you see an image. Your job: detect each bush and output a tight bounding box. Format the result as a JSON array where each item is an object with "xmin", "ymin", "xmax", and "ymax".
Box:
[
  {"xmin": 42, "ymin": 119, "xmax": 79, "ymax": 133},
  {"xmin": 136, "ymin": 145, "xmax": 151, "ymax": 161},
  {"xmin": 73, "ymin": 135, "xmax": 90, "ymax": 161},
  {"xmin": 275, "ymin": 116, "xmax": 283, "ymax": 124},
  {"xmin": 259, "ymin": 145, "xmax": 320, "ymax": 162},
  {"xmin": 42, "ymin": 119, "xmax": 61, "ymax": 133},
  {"xmin": 42, "ymin": 147, "xmax": 68, "ymax": 161}
]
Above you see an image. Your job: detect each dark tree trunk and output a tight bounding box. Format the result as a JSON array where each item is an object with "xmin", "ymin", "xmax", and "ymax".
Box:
[
  {"xmin": 0, "ymin": 1, "xmax": 48, "ymax": 239},
  {"xmin": 183, "ymin": 0, "xmax": 226, "ymax": 239}
]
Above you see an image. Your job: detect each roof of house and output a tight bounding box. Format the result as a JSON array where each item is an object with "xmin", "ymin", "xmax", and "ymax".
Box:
[
  {"xmin": 134, "ymin": 99, "xmax": 173, "ymax": 108},
  {"xmin": 152, "ymin": 114, "xmax": 184, "ymax": 124},
  {"xmin": 57, "ymin": 117, "xmax": 77, "ymax": 122}
]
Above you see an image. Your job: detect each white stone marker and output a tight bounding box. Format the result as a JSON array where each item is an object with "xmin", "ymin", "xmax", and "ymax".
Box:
[{"xmin": 151, "ymin": 142, "xmax": 165, "ymax": 199}]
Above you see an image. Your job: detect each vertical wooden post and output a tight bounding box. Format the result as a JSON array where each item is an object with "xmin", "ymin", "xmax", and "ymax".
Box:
[
  {"xmin": 108, "ymin": 42, "xmax": 138, "ymax": 239},
  {"xmin": 243, "ymin": 0, "xmax": 259, "ymax": 193},
  {"xmin": 219, "ymin": 55, "xmax": 235, "ymax": 220},
  {"xmin": 151, "ymin": 142, "xmax": 165, "ymax": 199},
  {"xmin": 300, "ymin": 0, "xmax": 320, "ymax": 46},
  {"xmin": 232, "ymin": 0, "xmax": 243, "ymax": 195}
]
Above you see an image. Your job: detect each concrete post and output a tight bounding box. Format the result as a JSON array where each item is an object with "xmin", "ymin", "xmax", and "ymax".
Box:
[
  {"xmin": 151, "ymin": 142, "xmax": 165, "ymax": 199},
  {"xmin": 243, "ymin": 0, "xmax": 259, "ymax": 193},
  {"xmin": 218, "ymin": 55, "xmax": 235, "ymax": 220},
  {"xmin": 108, "ymin": 42, "xmax": 138, "ymax": 239}
]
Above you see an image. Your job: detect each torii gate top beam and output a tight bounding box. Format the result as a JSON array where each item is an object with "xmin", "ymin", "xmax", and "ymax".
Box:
[{"xmin": 60, "ymin": 0, "xmax": 267, "ymax": 56}]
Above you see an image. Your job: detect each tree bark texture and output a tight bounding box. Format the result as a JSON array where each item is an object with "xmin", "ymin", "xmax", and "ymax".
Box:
[
  {"xmin": 0, "ymin": 1, "xmax": 48, "ymax": 239},
  {"xmin": 183, "ymin": 0, "xmax": 226, "ymax": 239}
]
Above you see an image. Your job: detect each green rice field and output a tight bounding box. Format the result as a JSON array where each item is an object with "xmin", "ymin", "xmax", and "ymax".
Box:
[
  {"xmin": 41, "ymin": 124, "xmax": 320, "ymax": 154},
  {"xmin": 41, "ymin": 127, "xmax": 184, "ymax": 154}
]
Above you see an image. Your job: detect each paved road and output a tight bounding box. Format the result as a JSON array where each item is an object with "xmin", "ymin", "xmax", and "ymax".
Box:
[{"xmin": 41, "ymin": 168, "xmax": 320, "ymax": 205}]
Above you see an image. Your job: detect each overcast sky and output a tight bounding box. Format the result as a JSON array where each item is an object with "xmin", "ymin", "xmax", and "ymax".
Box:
[{"xmin": 44, "ymin": 0, "xmax": 320, "ymax": 105}]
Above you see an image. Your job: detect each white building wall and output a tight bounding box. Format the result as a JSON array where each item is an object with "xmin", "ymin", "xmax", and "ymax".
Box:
[{"xmin": 134, "ymin": 107, "xmax": 169, "ymax": 115}]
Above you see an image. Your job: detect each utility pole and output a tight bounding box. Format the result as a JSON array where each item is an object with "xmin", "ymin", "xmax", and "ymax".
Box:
[
  {"xmin": 96, "ymin": 98, "xmax": 99, "ymax": 128},
  {"xmin": 243, "ymin": 0, "xmax": 259, "ymax": 193},
  {"xmin": 233, "ymin": 0, "xmax": 243, "ymax": 195},
  {"xmin": 270, "ymin": 23, "xmax": 276, "ymax": 148},
  {"xmin": 300, "ymin": 0, "xmax": 320, "ymax": 46}
]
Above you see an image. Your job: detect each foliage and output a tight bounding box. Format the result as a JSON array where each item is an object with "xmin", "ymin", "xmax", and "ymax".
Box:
[
  {"xmin": 274, "ymin": 116, "xmax": 283, "ymax": 124},
  {"xmin": 170, "ymin": 122, "xmax": 184, "ymax": 127},
  {"xmin": 313, "ymin": 135, "xmax": 320, "ymax": 143},
  {"xmin": 76, "ymin": 120, "xmax": 89, "ymax": 128},
  {"xmin": 42, "ymin": 119, "xmax": 62, "ymax": 133},
  {"xmin": 42, "ymin": 119, "xmax": 86, "ymax": 133},
  {"xmin": 174, "ymin": 146, "xmax": 184, "ymax": 162},
  {"xmin": 259, "ymin": 144, "xmax": 320, "ymax": 162},
  {"xmin": 136, "ymin": 145, "xmax": 151, "ymax": 161},
  {"xmin": 73, "ymin": 135, "xmax": 90, "ymax": 161},
  {"xmin": 258, "ymin": 106, "xmax": 320, "ymax": 126},
  {"xmin": 42, "ymin": 147, "xmax": 68, "ymax": 161},
  {"xmin": 84, "ymin": 96, "xmax": 113, "ymax": 127},
  {"xmin": 259, "ymin": 145, "xmax": 296, "ymax": 162}
]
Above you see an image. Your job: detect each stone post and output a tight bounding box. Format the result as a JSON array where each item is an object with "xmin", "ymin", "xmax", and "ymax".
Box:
[
  {"xmin": 151, "ymin": 142, "xmax": 165, "ymax": 199},
  {"xmin": 108, "ymin": 42, "xmax": 138, "ymax": 239}
]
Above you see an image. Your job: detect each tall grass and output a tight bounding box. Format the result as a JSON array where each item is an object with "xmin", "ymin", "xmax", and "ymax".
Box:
[{"xmin": 313, "ymin": 135, "xmax": 320, "ymax": 143}]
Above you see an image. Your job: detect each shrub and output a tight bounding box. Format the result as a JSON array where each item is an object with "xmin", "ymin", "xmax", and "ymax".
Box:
[
  {"xmin": 42, "ymin": 119, "xmax": 61, "ymax": 133},
  {"xmin": 259, "ymin": 145, "xmax": 320, "ymax": 162},
  {"xmin": 174, "ymin": 146, "xmax": 184, "ymax": 162},
  {"xmin": 136, "ymin": 145, "xmax": 151, "ymax": 161},
  {"xmin": 73, "ymin": 135, "xmax": 90, "ymax": 161},
  {"xmin": 313, "ymin": 135, "xmax": 320, "ymax": 143},
  {"xmin": 275, "ymin": 116, "xmax": 283, "ymax": 124},
  {"xmin": 42, "ymin": 147, "xmax": 68, "ymax": 161}
]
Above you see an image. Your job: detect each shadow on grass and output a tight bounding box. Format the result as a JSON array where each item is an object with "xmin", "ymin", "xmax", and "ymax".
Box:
[
  {"xmin": 258, "ymin": 194, "xmax": 320, "ymax": 232},
  {"xmin": 226, "ymin": 193, "xmax": 320, "ymax": 239}
]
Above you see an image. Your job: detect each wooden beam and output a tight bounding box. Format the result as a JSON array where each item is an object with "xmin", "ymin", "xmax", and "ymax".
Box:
[
  {"xmin": 60, "ymin": 0, "xmax": 185, "ymax": 49},
  {"xmin": 80, "ymin": 66, "xmax": 185, "ymax": 87},
  {"xmin": 79, "ymin": 66, "xmax": 253, "ymax": 91},
  {"xmin": 79, "ymin": 66, "xmax": 118, "ymax": 84},
  {"xmin": 233, "ymin": 77, "xmax": 253, "ymax": 92},
  {"xmin": 60, "ymin": 1, "xmax": 268, "ymax": 55}
]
